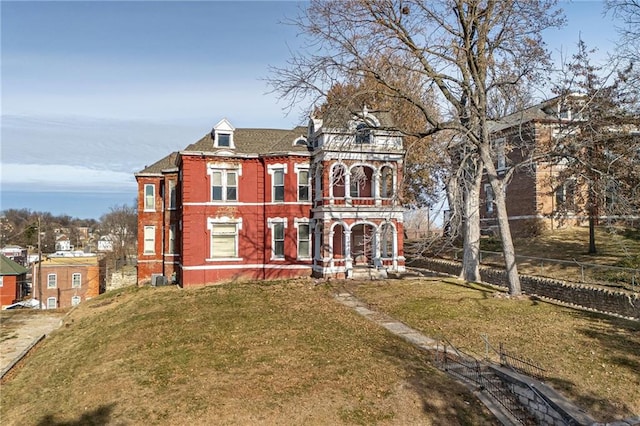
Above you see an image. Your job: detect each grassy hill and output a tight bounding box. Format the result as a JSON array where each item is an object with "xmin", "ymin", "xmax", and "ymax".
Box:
[{"xmin": 0, "ymin": 281, "xmax": 496, "ymax": 426}]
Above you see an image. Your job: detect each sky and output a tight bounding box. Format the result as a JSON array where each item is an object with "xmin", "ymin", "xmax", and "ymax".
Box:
[{"xmin": 0, "ymin": 0, "xmax": 622, "ymax": 220}]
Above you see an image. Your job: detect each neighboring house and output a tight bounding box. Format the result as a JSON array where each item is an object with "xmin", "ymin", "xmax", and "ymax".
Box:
[
  {"xmin": 0, "ymin": 245, "xmax": 28, "ymax": 266},
  {"xmin": 135, "ymin": 109, "xmax": 406, "ymax": 287},
  {"xmin": 480, "ymin": 95, "xmax": 637, "ymax": 236},
  {"xmin": 55, "ymin": 234, "xmax": 72, "ymax": 251},
  {"xmin": 97, "ymin": 236, "xmax": 114, "ymax": 252},
  {"xmin": 32, "ymin": 256, "xmax": 102, "ymax": 309},
  {"xmin": 0, "ymin": 254, "xmax": 29, "ymax": 307}
]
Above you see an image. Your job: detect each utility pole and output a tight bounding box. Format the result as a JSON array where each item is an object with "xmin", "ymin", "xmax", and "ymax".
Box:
[{"xmin": 37, "ymin": 216, "xmax": 43, "ymax": 309}]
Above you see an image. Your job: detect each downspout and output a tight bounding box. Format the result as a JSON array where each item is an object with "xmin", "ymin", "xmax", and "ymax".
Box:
[{"xmin": 262, "ymin": 157, "xmax": 267, "ymax": 280}]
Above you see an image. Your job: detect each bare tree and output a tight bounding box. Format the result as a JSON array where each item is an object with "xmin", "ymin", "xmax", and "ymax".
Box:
[
  {"xmin": 100, "ymin": 204, "xmax": 137, "ymax": 266},
  {"xmin": 269, "ymin": 0, "xmax": 564, "ymax": 294},
  {"xmin": 546, "ymin": 41, "xmax": 640, "ymax": 253}
]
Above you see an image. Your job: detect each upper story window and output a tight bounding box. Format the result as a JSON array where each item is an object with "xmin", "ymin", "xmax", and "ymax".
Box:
[
  {"xmin": 168, "ymin": 180, "xmax": 177, "ymax": 209},
  {"xmin": 212, "ymin": 118, "xmax": 236, "ymax": 149},
  {"xmin": 484, "ymin": 184, "xmax": 494, "ymax": 215},
  {"xmin": 71, "ymin": 273, "xmax": 81, "ymax": 288},
  {"xmin": 144, "ymin": 184, "xmax": 155, "ymax": 211},
  {"xmin": 350, "ymin": 165, "xmax": 373, "ymax": 198},
  {"xmin": 331, "ymin": 164, "xmax": 346, "ymax": 198},
  {"xmin": 211, "ymin": 170, "xmax": 238, "ymax": 202},
  {"xmin": 47, "ymin": 274, "xmax": 57, "ymax": 289},
  {"xmin": 355, "ymin": 123, "xmax": 372, "ymax": 144},
  {"xmin": 296, "ymin": 165, "xmax": 310, "ymax": 202},
  {"xmin": 268, "ymin": 164, "xmax": 287, "ymax": 203}
]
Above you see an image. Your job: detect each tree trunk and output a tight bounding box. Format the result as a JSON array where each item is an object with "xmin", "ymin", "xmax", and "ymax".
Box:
[
  {"xmin": 459, "ymin": 157, "xmax": 482, "ymax": 282},
  {"xmin": 588, "ymin": 185, "xmax": 598, "ymax": 254},
  {"xmin": 480, "ymin": 146, "xmax": 522, "ymax": 296}
]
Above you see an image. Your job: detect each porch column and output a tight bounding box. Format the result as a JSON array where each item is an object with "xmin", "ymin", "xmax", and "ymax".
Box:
[{"xmin": 344, "ymin": 229, "xmax": 352, "ymax": 276}]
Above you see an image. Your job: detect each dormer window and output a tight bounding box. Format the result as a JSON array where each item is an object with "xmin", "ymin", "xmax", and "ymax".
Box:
[
  {"xmin": 218, "ymin": 133, "xmax": 231, "ymax": 147},
  {"xmin": 355, "ymin": 123, "xmax": 372, "ymax": 144},
  {"xmin": 212, "ymin": 118, "xmax": 236, "ymax": 149}
]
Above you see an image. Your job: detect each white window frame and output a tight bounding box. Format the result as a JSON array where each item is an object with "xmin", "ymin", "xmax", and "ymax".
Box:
[
  {"xmin": 144, "ymin": 184, "xmax": 155, "ymax": 211},
  {"xmin": 380, "ymin": 223, "xmax": 395, "ymax": 258},
  {"xmin": 267, "ymin": 164, "xmax": 288, "ymax": 203},
  {"xmin": 168, "ymin": 180, "xmax": 177, "ymax": 209},
  {"xmin": 207, "ymin": 217, "xmax": 242, "ymax": 260},
  {"xmin": 380, "ymin": 166, "xmax": 394, "ymax": 198},
  {"xmin": 143, "ymin": 226, "xmax": 155, "ymax": 254},
  {"xmin": 47, "ymin": 297, "xmax": 57, "ymax": 309},
  {"xmin": 294, "ymin": 218, "xmax": 311, "ymax": 260},
  {"xmin": 207, "ymin": 163, "xmax": 242, "ymax": 203},
  {"xmin": 71, "ymin": 296, "xmax": 81, "ymax": 306},
  {"xmin": 267, "ymin": 218, "xmax": 287, "ymax": 260},
  {"xmin": 0, "ymin": 276, "xmax": 3, "ymax": 287},
  {"xmin": 492, "ymin": 137, "xmax": 506, "ymax": 171},
  {"xmin": 212, "ymin": 119, "xmax": 236, "ymax": 149},
  {"xmin": 295, "ymin": 164, "xmax": 311, "ymax": 202},
  {"xmin": 47, "ymin": 273, "xmax": 57, "ymax": 289},
  {"xmin": 71, "ymin": 273, "xmax": 81, "ymax": 288},
  {"xmin": 484, "ymin": 184, "xmax": 494, "ymax": 214}
]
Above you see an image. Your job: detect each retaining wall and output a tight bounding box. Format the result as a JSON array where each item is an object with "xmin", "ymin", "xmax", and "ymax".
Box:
[{"xmin": 409, "ymin": 258, "xmax": 640, "ymax": 320}]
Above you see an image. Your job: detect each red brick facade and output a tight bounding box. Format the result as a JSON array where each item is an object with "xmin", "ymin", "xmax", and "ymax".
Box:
[
  {"xmin": 33, "ymin": 257, "xmax": 101, "ymax": 309},
  {"xmin": 136, "ymin": 112, "xmax": 406, "ymax": 287}
]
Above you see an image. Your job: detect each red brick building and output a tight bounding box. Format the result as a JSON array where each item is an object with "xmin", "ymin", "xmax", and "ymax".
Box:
[
  {"xmin": 0, "ymin": 254, "xmax": 28, "ymax": 307},
  {"xmin": 33, "ymin": 256, "xmax": 101, "ymax": 309},
  {"xmin": 135, "ymin": 109, "xmax": 406, "ymax": 287}
]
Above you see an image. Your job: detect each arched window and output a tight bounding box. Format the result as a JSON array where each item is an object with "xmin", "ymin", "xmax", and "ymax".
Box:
[
  {"xmin": 332, "ymin": 164, "xmax": 346, "ymax": 198},
  {"xmin": 380, "ymin": 223, "xmax": 394, "ymax": 258}
]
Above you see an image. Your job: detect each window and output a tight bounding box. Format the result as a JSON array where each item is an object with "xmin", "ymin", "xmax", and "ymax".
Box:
[
  {"xmin": 298, "ymin": 168, "xmax": 310, "ymax": 201},
  {"xmin": 71, "ymin": 296, "xmax": 81, "ymax": 306},
  {"xmin": 47, "ymin": 297, "xmax": 57, "ymax": 309},
  {"xmin": 297, "ymin": 223, "xmax": 311, "ymax": 259},
  {"xmin": 168, "ymin": 180, "xmax": 177, "ymax": 209},
  {"xmin": 168, "ymin": 225, "xmax": 176, "ymax": 254},
  {"xmin": 144, "ymin": 184, "xmax": 155, "ymax": 211},
  {"xmin": 381, "ymin": 167, "xmax": 394, "ymax": 198},
  {"xmin": 211, "ymin": 170, "xmax": 238, "ymax": 202},
  {"xmin": 0, "ymin": 276, "xmax": 3, "ymax": 287},
  {"xmin": 210, "ymin": 223, "xmax": 239, "ymax": 258},
  {"xmin": 217, "ymin": 133, "xmax": 231, "ymax": 147},
  {"xmin": 273, "ymin": 169, "xmax": 285, "ymax": 202},
  {"xmin": 485, "ymin": 184, "xmax": 494, "ymax": 214},
  {"xmin": 355, "ymin": 123, "xmax": 372, "ymax": 144},
  {"xmin": 555, "ymin": 179, "xmax": 576, "ymax": 210},
  {"xmin": 47, "ymin": 274, "xmax": 57, "ymax": 289},
  {"xmin": 492, "ymin": 138, "xmax": 506, "ymax": 170},
  {"xmin": 272, "ymin": 222, "xmax": 285, "ymax": 259},
  {"xmin": 71, "ymin": 273, "xmax": 81, "ymax": 288},
  {"xmin": 144, "ymin": 226, "xmax": 155, "ymax": 254}
]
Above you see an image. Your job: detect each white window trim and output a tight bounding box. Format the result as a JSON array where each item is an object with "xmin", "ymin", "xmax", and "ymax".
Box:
[
  {"xmin": 294, "ymin": 218, "xmax": 312, "ymax": 260},
  {"xmin": 267, "ymin": 217, "xmax": 288, "ymax": 260},
  {"xmin": 144, "ymin": 184, "xmax": 155, "ymax": 212},
  {"xmin": 71, "ymin": 273, "xmax": 81, "ymax": 288},
  {"xmin": 295, "ymin": 164, "xmax": 311, "ymax": 202},
  {"xmin": 168, "ymin": 180, "xmax": 177, "ymax": 210},
  {"xmin": 47, "ymin": 297, "xmax": 57, "ymax": 309},
  {"xmin": 47, "ymin": 273, "xmax": 57, "ymax": 289},
  {"xmin": 207, "ymin": 163, "xmax": 242, "ymax": 202},
  {"xmin": 213, "ymin": 118, "xmax": 236, "ymax": 149},
  {"xmin": 0, "ymin": 276, "xmax": 3, "ymax": 287},
  {"xmin": 267, "ymin": 164, "xmax": 288, "ymax": 203},
  {"xmin": 207, "ymin": 217, "xmax": 243, "ymax": 261},
  {"xmin": 484, "ymin": 184, "xmax": 494, "ymax": 214},
  {"xmin": 71, "ymin": 296, "xmax": 81, "ymax": 306},
  {"xmin": 143, "ymin": 226, "xmax": 155, "ymax": 254}
]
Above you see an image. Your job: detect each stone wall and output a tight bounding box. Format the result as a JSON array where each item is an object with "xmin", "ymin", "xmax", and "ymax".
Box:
[
  {"xmin": 410, "ymin": 258, "xmax": 640, "ymax": 320},
  {"xmin": 106, "ymin": 269, "xmax": 137, "ymax": 291}
]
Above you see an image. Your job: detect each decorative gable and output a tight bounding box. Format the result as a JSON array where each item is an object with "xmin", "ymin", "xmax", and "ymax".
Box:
[{"xmin": 212, "ymin": 118, "xmax": 236, "ymax": 149}]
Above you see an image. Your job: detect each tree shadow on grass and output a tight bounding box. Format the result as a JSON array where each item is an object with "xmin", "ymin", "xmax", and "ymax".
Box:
[
  {"xmin": 378, "ymin": 339, "xmax": 499, "ymax": 425},
  {"xmin": 36, "ymin": 403, "xmax": 116, "ymax": 426}
]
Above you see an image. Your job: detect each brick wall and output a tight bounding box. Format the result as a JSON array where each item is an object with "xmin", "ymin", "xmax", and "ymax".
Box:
[{"xmin": 410, "ymin": 258, "xmax": 640, "ymax": 319}]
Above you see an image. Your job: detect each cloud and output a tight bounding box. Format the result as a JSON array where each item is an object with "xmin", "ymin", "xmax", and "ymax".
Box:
[{"xmin": 1, "ymin": 163, "xmax": 136, "ymax": 192}]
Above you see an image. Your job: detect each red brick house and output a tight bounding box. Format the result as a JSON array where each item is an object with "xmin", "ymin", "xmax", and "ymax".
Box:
[
  {"xmin": 33, "ymin": 256, "xmax": 101, "ymax": 309},
  {"xmin": 0, "ymin": 254, "xmax": 28, "ymax": 307},
  {"xmin": 481, "ymin": 96, "xmax": 590, "ymax": 236},
  {"xmin": 135, "ymin": 109, "xmax": 406, "ymax": 287}
]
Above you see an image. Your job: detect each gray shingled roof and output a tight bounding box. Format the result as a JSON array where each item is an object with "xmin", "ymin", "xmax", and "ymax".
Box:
[
  {"xmin": 136, "ymin": 126, "xmax": 310, "ymax": 174},
  {"xmin": 489, "ymin": 97, "xmax": 561, "ymax": 133},
  {"xmin": 183, "ymin": 126, "xmax": 310, "ymax": 155}
]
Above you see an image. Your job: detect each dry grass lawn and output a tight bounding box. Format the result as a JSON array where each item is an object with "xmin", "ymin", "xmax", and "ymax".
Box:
[
  {"xmin": 343, "ymin": 278, "xmax": 640, "ymax": 422},
  {"xmin": 1, "ymin": 281, "xmax": 496, "ymax": 426}
]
